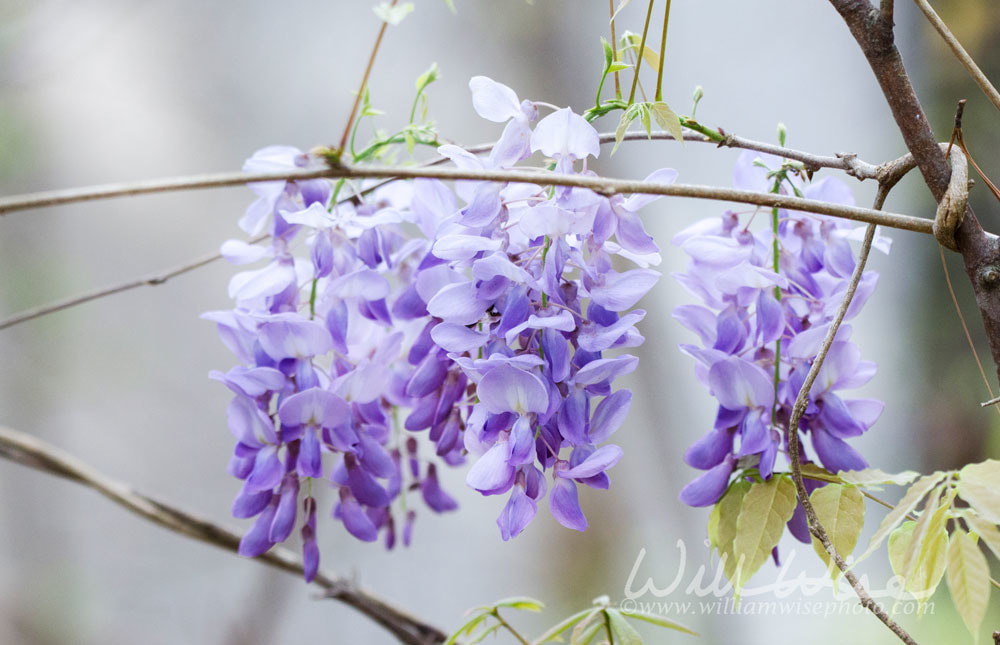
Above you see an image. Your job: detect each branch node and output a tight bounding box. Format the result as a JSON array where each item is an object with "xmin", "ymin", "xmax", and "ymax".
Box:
[{"xmin": 933, "ymin": 148, "xmax": 969, "ymax": 252}]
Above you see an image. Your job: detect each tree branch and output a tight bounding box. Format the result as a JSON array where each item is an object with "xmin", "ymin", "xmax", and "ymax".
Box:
[
  {"xmin": 786, "ymin": 182, "xmax": 917, "ymax": 644},
  {"xmin": 0, "ymin": 424, "xmax": 447, "ymax": 645},
  {"xmin": 911, "ymin": 0, "xmax": 1000, "ymax": 115},
  {"xmin": 0, "ymin": 130, "xmax": 897, "ymax": 217},
  {"xmin": 827, "ymin": 0, "xmax": 1000, "ymax": 390}
]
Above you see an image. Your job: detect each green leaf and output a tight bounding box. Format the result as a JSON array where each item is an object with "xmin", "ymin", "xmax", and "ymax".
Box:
[
  {"xmin": 571, "ymin": 618, "xmax": 604, "ymax": 645},
  {"xmin": 625, "ymin": 611, "xmax": 699, "ymax": 636},
  {"xmin": 605, "ymin": 609, "xmax": 642, "ymax": 645},
  {"xmin": 608, "ymin": 62, "xmax": 632, "ymax": 73},
  {"xmin": 855, "ymin": 470, "xmax": 948, "ymax": 564},
  {"xmin": 638, "ymin": 104, "xmax": 652, "ymax": 137},
  {"xmin": 838, "ymin": 468, "xmax": 920, "ymax": 489},
  {"xmin": 946, "ymin": 528, "xmax": 991, "ymax": 644},
  {"xmin": 610, "ymin": 0, "xmax": 632, "ymax": 22},
  {"xmin": 373, "ymin": 1, "xmax": 415, "ymax": 25},
  {"xmin": 602, "ymin": 37, "xmax": 614, "ymax": 70},
  {"xmin": 612, "ymin": 109, "xmax": 637, "ymax": 155},
  {"xmin": 570, "ymin": 607, "xmax": 604, "ymax": 644},
  {"xmin": 469, "ymin": 622, "xmax": 502, "ymax": 644},
  {"xmin": 799, "ymin": 463, "xmax": 843, "ymax": 484},
  {"xmin": 716, "ymin": 480, "xmax": 751, "ymax": 583},
  {"xmin": 962, "ymin": 511, "xmax": 1000, "ymax": 563},
  {"xmin": 650, "ymin": 101, "xmax": 684, "ymax": 143},
  {"xmin": 958, "ymin": 459, "xmax": 1000, "ymax": 525},
  {"xmin": 809, "ymin": 484, "xmax": 865, "ymax": 577},
  {"xmin": 492, "ymin": 596, "xmax": 544, "ymax": 612},
  {"xmin": 707, "ymin": 500, "xmax": 721, "ymax": 554},
  {"xmin": 900, "ymin": 483, "xmax": 952, "ymax": 602},
  {"xmin": 640, "ymin": 45, "xmax": 660, "ymax": 72},
  {"xmin": 415, "ymin": 62, "xmax": 440, "ymax": 93},
  {"xmin": 442, "ymin": 0, "xmax": 457, "ymax": 13},
  {"xmin": 445, "ymin": 610, "xmax": 490, "ymax": 645},
  {"xmin": 732, "ymin": 475, "xmax": 797, "ymax": 592},
  {"xmin": 533, "ymin": 608, "xmax": 593, "ymax": 644},
  {"xmin": 887, "ymin": 521, "xmax": 917, "ymax": 577}
]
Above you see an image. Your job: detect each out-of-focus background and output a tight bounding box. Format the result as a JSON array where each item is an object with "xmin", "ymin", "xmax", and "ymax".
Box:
[{"xmin": 1, "ymin": 1, "xmax": 998, "ymax": 643}]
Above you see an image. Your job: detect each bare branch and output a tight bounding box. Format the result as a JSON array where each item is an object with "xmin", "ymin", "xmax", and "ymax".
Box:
[
  {"xmin": 880, "ymin": 0, "xmax": 894, "ymax": 26},
  {"xmin": 912, "ymin": 0, "xmax": 1000, "ymax": 116},
  {"xmin": 0, "ymin": 424, "xmax": 447, "ymax": 645},
  {"xmin": 786, "ymin": 188, "xmax": 918, "ymax": 644},
  {"xmin": 0, "ymin": 131, "xmax": 892, "ymax": 216}
]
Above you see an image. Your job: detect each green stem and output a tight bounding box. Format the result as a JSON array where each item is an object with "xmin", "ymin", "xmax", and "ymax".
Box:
[
  {"xmin": 769, "ymin": 176, "xmax": 783, "ymax": 426},
  {"xmin": 308, "ymin": 278, "xmax": 319, "ymax": 319},
  {"xmin": 490, "ymin": 609, "xmax": 529, "ymax": 645},
  {"xmin": 609, "ymin": 0, "xmax": 620, "ymax": 98},
  {"xmin": 654, "ymin": 0, "xmax": 671, "ymax": 102},
  {"xmin": 628, "ymin": 0, "xmax": 656, "ymax": 105}
]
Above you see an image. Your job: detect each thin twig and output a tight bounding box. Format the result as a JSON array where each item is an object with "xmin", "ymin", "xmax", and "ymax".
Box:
[
  {"xmin": 609, "ymin": 0, "xmax": 620, "ymax": 98},
  {"xmin": 337, "ymin": 0, "xmax": 398, "ymax": 153},
  {"xmin": 786, "ymin": 181, "xmax": 918, "ymax": 643},
  {"xmin": 912, "ymin": 0, "xmax": 1000, "ymax": 116},
  {"xmin": 628, "ymin": 0, "xmax": 655, "ymax": 105},
  {"xmin": 0, "ymin": 237, "xmax": 261, "ymax": 330},
  {"xmin": 653, "ymin": 0, "xmax": 671, "ymax": 102},
  {"xmin": 0, "ymin": 424, "xmax": 446, "ymax": 645}
]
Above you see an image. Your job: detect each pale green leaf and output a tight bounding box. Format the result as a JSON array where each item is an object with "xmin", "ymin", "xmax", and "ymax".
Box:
[
  {"xmin": 612, "ymin": 110, "xmax": 636, "ymax": 155},
  {"xmin": 469, "ymin": 622, "xmax": 502, "ymax": 644},
  {"xmin": 533, "ymin": 608, "xmax": 593, "ymax": 644},
  {"xmin": 958, "ymin": 459, "xmax": 1000, "ymax": 525},
  {"xmin": 373, "ymin": 1, "xmax": 415, "ymax": 25},
  {"xmin": 887, "ymin": 521, "xmax": 917, "ymax": 577},
  {"xmin": 650, "ymin": 101, "xmax": 684, "ymax": 143},
  {"xmin": 809, "ymin": 484, "xmax": 865, "ymax": 577},
  {"xmin": 445, "ymin": 610, "xmax": 489, "ymax": 644},
  {"xmin": 570, "ymin": 607, "xmax": 604, "ymax": 644},
  {"xmin": 732, "ymin": 475, "xmax": 797, "ymax": 592},
  {"xmin": 601, "ymin": 37, "xmax": 614, "ymax": 69},
  {"xmin": 640, "ymin": 46, "xmax": 659, "ymax": 72},
  {"xmin": 856, "ymin": 471, "xmax": 948, "ymax": 564},
  {"xmin": 800, "ymin": 463, "xmax": 843, "ymax": 484},
  {"xmin": 838, "ymin": 468, "xmax": 920, "ymax": 489},
  {"xmin": 493, "ymin": 596, "xmax": 544, "ymax": 612},
  {"xmin": 605, "ymin": 609, "xmax": 642, "ymax": 645},
  {"xmin": 415, "ymin": 62, "xmax": 439, "ymax": 93},
  {"xmin": 707, "ymin": 500, "xmax": 721, "ymax": 554},
  {"xmin": 716, "ymin": 480, "xmax": 751, "ymax": 584},
  {"xmin": 947, "ymin": 527, "xmax": 990, "ymax": 644},
  {"xmin": 963, "ymin": 511, "xmax": 1000, "ymax": 563},
  {"xmin": 639, "ymin": 104, "xmax": 652, "ymax": 137},
  {"xmin": 443, "ymin": 0, "xmax": 456, "ymax": 13},
  {"xmin": 625, "ymin": 611, "xmax": 699, "ymax": 636},
  {"xmin": 610, "ymin": 0, "xmax": 632, "ymax": 22},
  {"xmin": 901, "ymin": 484, "xmax": 952, "ymax": 603},
  {"xmin": 608, "ymin": 62, "xmax": 632, "ymax": 73},
  {"xmin": 571, "ymin": 618, "xmax": 604, "ymax": 645}
]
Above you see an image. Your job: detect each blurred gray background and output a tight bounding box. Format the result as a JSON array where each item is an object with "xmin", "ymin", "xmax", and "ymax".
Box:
[{"xmin": 1, "ymin": 1, "xmax": 998, "ymax": 643}]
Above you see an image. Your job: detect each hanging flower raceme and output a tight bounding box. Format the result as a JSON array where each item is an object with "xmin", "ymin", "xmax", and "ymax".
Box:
[
  {"xmin": 673, "ymin": 150, "xmax": 890, "ymax": 543},
  {"xmin": 205, "ymin": 76, "xmax": 672, "ymax": 578}
]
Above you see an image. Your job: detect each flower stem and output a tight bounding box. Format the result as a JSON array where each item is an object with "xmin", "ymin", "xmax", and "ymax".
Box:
[
  {"xmin": 628, "ymin": 0, "xmax": 656, "ymax": 105},
  {"xmin": 336, "ymin": 0, "xmax": 398, "ymax": 154},
  {"xmin": 654, "ymin": 0, "xmax": 671, "ymax": 102},
  {"xmin": 769, "ymin": 175, "xmax": 783, "ymax": 426},
  {"xmin": 490, "ymin": 609, "xmax": 529, "ymax": 645}
]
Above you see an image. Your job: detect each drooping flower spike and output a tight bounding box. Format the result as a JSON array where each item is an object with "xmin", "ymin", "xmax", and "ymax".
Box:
[{"xmin": 205, "ymin": 75, "xmax": 672, "ymax": 577}]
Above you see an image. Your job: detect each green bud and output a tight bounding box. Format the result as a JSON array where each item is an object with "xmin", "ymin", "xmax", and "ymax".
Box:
[{"xmin": 777, "ymin": 122, "xmax": 787, "ymax": 147}]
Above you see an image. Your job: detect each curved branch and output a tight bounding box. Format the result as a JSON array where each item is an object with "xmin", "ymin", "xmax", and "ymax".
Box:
[
  {"xmin": 0, "ymin": 131, "xmax": 891, "ymax": 216},
  {"xmin": 785, "ymin": 182, "xmax": 917, "ymax": 644},
  {"xmin": 0, "ymin": 424, "xmax": 446, "ymax": 645}
]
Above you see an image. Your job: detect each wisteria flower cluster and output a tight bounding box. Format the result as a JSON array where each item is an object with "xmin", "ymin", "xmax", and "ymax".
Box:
[
  {"xmin": 673, "ymin": 150, "xmax": 890, "ymax": 541},
  {"xmin": 204, "ymin": 76, "xmax": 672, "ymax": 579}
]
